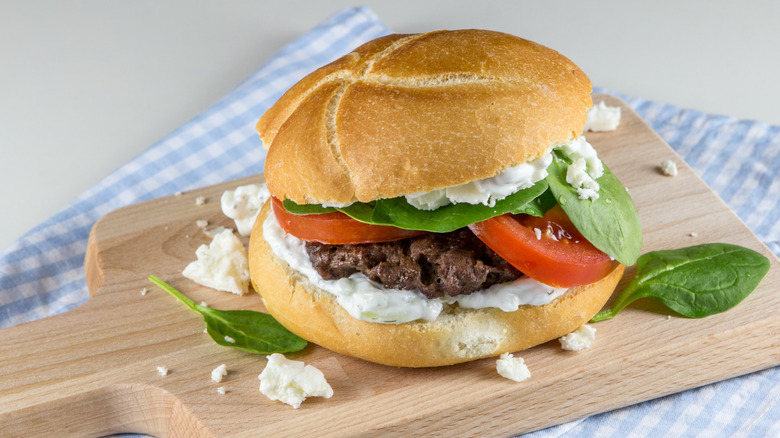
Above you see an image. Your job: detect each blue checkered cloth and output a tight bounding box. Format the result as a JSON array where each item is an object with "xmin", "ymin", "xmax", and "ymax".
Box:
[{"xmin": 1, "ymin": 6, "xmax": 778, "ymax": 437}]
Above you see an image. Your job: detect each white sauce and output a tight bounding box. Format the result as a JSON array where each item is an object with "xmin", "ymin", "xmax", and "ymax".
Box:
[
  {"xmin": 263, "ymin": 215, "xmax": 567, "ymax": 324},
  {"xmin": 406, "ymin": 151, "xmax": 553, "ymax": 209},
  {"xmin": 324, "ymin": 135, "xmax": 606, "ymax": 210}
]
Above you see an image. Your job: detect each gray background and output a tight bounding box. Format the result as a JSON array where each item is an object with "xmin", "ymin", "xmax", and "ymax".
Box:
[{"xmin": 2, "ymin": 0, "xmax": 779, "ymax": 250}]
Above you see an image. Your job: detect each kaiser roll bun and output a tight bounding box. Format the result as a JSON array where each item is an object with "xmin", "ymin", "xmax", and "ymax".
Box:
[
  {"xmin": 249, "ymin": 202, "xmax": 624, "ymax": 368},
  {"xmin": 258, "ymin": 29, "xmax": 592, "ymax": 206}
]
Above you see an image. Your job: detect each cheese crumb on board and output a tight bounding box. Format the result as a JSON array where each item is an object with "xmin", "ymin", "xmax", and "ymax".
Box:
[
  {"xmin": 660, "ymin": 159, "xmax": 678, "ymax": 177},
  {"xmin": 217, "ymin": 387, "xmax": 226, "ymax": 395},
  {"xmin": 182, "ymin": 228, "xmax": 250, "ymax": 295},
  {"xmin": 258, "ymin": 353, "xmax": 333, "ymax": 409},
  {"xmin": 496, "ymin": 353, "xmax": 531, "ymax": 382},
  {"xmin": 211, "ymin": 364, "xmax": 227, "ymax": 383},
  {"xmin": 195, "ymin": 196, "xmax": 207, "ymax": 205},
  {"xmin": 140, "ymin": 288, "xmax": 148, "ymax": 296},
  {"xmin": 559, "ymin": 324, "xmax": 596, "ymax": 351},
  {"xmin": 221, "ymin": 183, "xmax": 271, "ymax": 236},
  {"xmin": 156, "ymin": 366, "xmax": 169, "ymax": 376},
  {"xmin": 584, "ymin": 101, "xmax": 621, "ymax": 132}
]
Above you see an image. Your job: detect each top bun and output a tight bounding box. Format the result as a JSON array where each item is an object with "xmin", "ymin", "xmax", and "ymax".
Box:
[{"xmin": 258, "ymin": 30, "xmax": 592, "ymax": 205}]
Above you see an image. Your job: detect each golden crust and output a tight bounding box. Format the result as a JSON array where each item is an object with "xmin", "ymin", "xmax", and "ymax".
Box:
[
  {"xmin": 249, "ymin": 203, "xmax": 624, "ymax": 368},
  {"xmin": 258, "ymin": 29, "xmax": 592, "ymax": 205}
]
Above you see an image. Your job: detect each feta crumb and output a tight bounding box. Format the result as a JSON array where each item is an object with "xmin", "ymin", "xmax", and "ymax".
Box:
[
  {"xmin": 667, "ymin": 315, "xmax": 672, "ymax": 320},
  {"xmin": 224, "ymin": 335, "xmax": 236, "ymax": 344},
  {"xmin": 156, "ymin": 366, "xmax": 169, "ymax": 376},
  {"xmin": 203, "ymin": 225, "xmax": 229, "ymax": 239},
  {"xmin": 584, "ymin": 101, "xmax": 621, "ymax": 132},
  {"xmin": 533, "ymin": 228, "xmax": 542, "ymax": 240},
  {"xmin": 195, "ymin": 196, "xmax": 207, "ymax": 205},
  {"xmin": 496, "ymin": 353, "xmax": 531, "ymax": 382},
  {"xmin": 559, "ymin": 324, "xmax": 596, "ymax": 351},
  {"xmin": 557, "ymin": 137, "xmax": 603, "ymax": 200},
  {"xmin": 258, "ymin": 353, "xmax": 334, "ymax": 409},
  {"xmin": 660, "ymin": 160, "xmax": 678, "ymax": 177},
  {"xmin": 203, "ymin": 327, "xmax": 208, "ymax": 334},
  {"xmin": 196, "ymin": 219, "xmax": 208, "ymax": 229},
  {"xmin": 221, "ymin": 183, "xmax": 271, "ymax": 236},
  {"xmin": 211, "ymin": 364, "xmax": 227, "ymax": 383},
  {"xmin": 174, "ymin": 191, "xmax": 183, "ymax": 197},
  {"xmin": 140, "ymin": 288, "xmax": 148, "ymax": 296},
  {"xmin": 217, "ymin": 386, "xmax": 226, "ymax": 395},
  {"xmin": 182, "ymin": 228, "xmax": 250, "ymax": 295},
  {"xmin": 566, "ymin": 158, "xmax": 600, "ymax": 200},
  {"xmin": 200, "ymin": 301, "xmax": 208, "ymax": 308},
  {"xmin": 689, "ymin": 232, "xmax": 698, "ymax": 238}
]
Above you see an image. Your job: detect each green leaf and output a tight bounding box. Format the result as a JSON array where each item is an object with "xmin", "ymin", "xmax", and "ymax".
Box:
[
  {"xmin": 281, "ymin": 200, "xmax": 337, "ymax": 215},
  {"xmin": 369, "ymin": 180, "xmax": 550, "ymax": 232},
  {"xmin": 591, "ymin": 243, "xmax": 770, "ymax": 322},
  {"xmin": 282, "ymin": 180, "xmax": 551, "ymax": 233},
  {"xmin": 148, "ymin": 275, "xmax": 307, "ymax": 354},
  {"xmin": 546, "ymin": 150, "xmax": 642, "ymax": 265}
]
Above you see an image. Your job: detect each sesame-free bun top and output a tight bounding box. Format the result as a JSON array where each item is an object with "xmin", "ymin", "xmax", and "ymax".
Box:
[{"xmin": 258, "ymin": 29, "xmax": 593, "ymax": 205}]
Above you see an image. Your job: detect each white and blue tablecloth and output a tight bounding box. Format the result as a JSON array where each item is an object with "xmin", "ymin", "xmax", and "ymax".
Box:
[{"xmin": 1, "ymin": 6, "xmax": 778, "ymax": 437}]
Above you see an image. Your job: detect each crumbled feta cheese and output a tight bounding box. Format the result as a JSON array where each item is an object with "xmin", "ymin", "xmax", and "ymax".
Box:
[
  {"xmin": 557, "ymin": 136, "xmax": 604, "ymax": 200},
  {"xmin": 200, "ymin": 301, "xmax": 208, "ymax": 307},
  {"xmin": 584, "ymin": 101, "xmax": 621, "ymax": 132},
  {"xmin": 689, "ymin": 232, "xmax": 698, "ymax": 238},
  {"xmin": 195, "ymin": 196, "xmax": 206, "ymax": 205},
  {"xmin": 533, "ymin": 228, "xmax": 542, "ymax": 240},
  {"xmin": 496, "ymin": 353, "xmax": 531, "ymax": 382},
  {"xmin": 211, "ymin": 364, "xmax": 227, "ymax": 383},
  {"xmin": 566, "ymin": 158, "xmax": 600, "ymax": 200},
  {"xmin": 217, "ymin": 386, "xmax": 226, "ymax": 395},
  {"xmin": 224, "ymin": 335, "xmax": 236, "ymax": 344},
  {"xmin": 559, "ymin": 324, "xmax": 596, "ymax": 351},
  {"xmin": 156, "ymin": 366, "xmax": 169, "ymax": 376},
  {"xmin": 203, "ymin": 226, "xmax": 229, "ymax": 239},
  {"xmin": 196, "ymin": 219, "xmax": 208, "ymax": 229},
  {"xmin": 182, "ymin": 228, "xmax": 250, "ymax": 295},
  {"xmin": 660, "ymin": 160, "xmax": 678, "ymax": 177},
  {"xmin": 258, "ymin": 353, "xmax": 334, "ymax": 409},
  {"xmin": 140, "ymin": 288, "xmax": 148, "ymax": 296},
  {"xmin": 221, "ymin": 183, "xmax": 271, "ymax": 236}
]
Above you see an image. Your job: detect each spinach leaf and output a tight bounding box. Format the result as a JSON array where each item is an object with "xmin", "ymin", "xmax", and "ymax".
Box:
[
  {"xmin": 282, "ymin": 179, "xmax": 550, "ymax": 233},
  {"xmin": 591, "ymin": 243, "xmax": 770, "ymax": 322},
  {"xmin": 281, "ymin": 200, "xmax": 336, "ymax": 215},
  {"xmin": 148, "ymin": 275, "xmax": 307, "ymax": 354},
  {"xmin": 369, "ymin": 180, "xmax": 550, "ymax": 232},
  {"xmin": 546, "ymin": 150, "xmax": 642, "ymax": 266}
]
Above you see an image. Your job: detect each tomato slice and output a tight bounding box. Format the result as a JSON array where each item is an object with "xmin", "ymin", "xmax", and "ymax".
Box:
[
  {"xmin": 467, "ymin": 205, "xmax": 618, "ymax": 287},
  {"xmin": 271, "ymin": 197, "xmax": 426, "ymax": 244}
]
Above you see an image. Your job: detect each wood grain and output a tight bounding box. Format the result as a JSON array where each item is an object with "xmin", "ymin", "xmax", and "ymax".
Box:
[{"xmin": 1, "ymin": 95, "xmax": 778, "ymax": 437}]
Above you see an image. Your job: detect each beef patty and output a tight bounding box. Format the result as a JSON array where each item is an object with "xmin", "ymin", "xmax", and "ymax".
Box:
[{"xmin": 305, "ymin": 229, "xmax": 523, "ymax": 299}]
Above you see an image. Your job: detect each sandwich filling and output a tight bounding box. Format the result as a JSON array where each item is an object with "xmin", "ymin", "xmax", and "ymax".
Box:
[{"xmin": 263, "ymin": 214, "xmax": 567, "ymax": 324}]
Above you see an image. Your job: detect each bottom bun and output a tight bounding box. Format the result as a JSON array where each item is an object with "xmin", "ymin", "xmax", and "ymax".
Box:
[{"xmin": 248, "ymin": 202, "xmax": 625, "ymax": 367}]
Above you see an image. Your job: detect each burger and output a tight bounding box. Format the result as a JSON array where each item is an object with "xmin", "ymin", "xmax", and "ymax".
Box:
[{"xmin": 248, "ymin": 30, "xmax": 642, "ymax": 367}]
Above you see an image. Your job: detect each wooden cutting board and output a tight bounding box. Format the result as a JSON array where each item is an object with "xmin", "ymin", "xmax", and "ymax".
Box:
[{"xmin": 1, "ymin": 95, "xmax": 779, "ymax": 437}]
